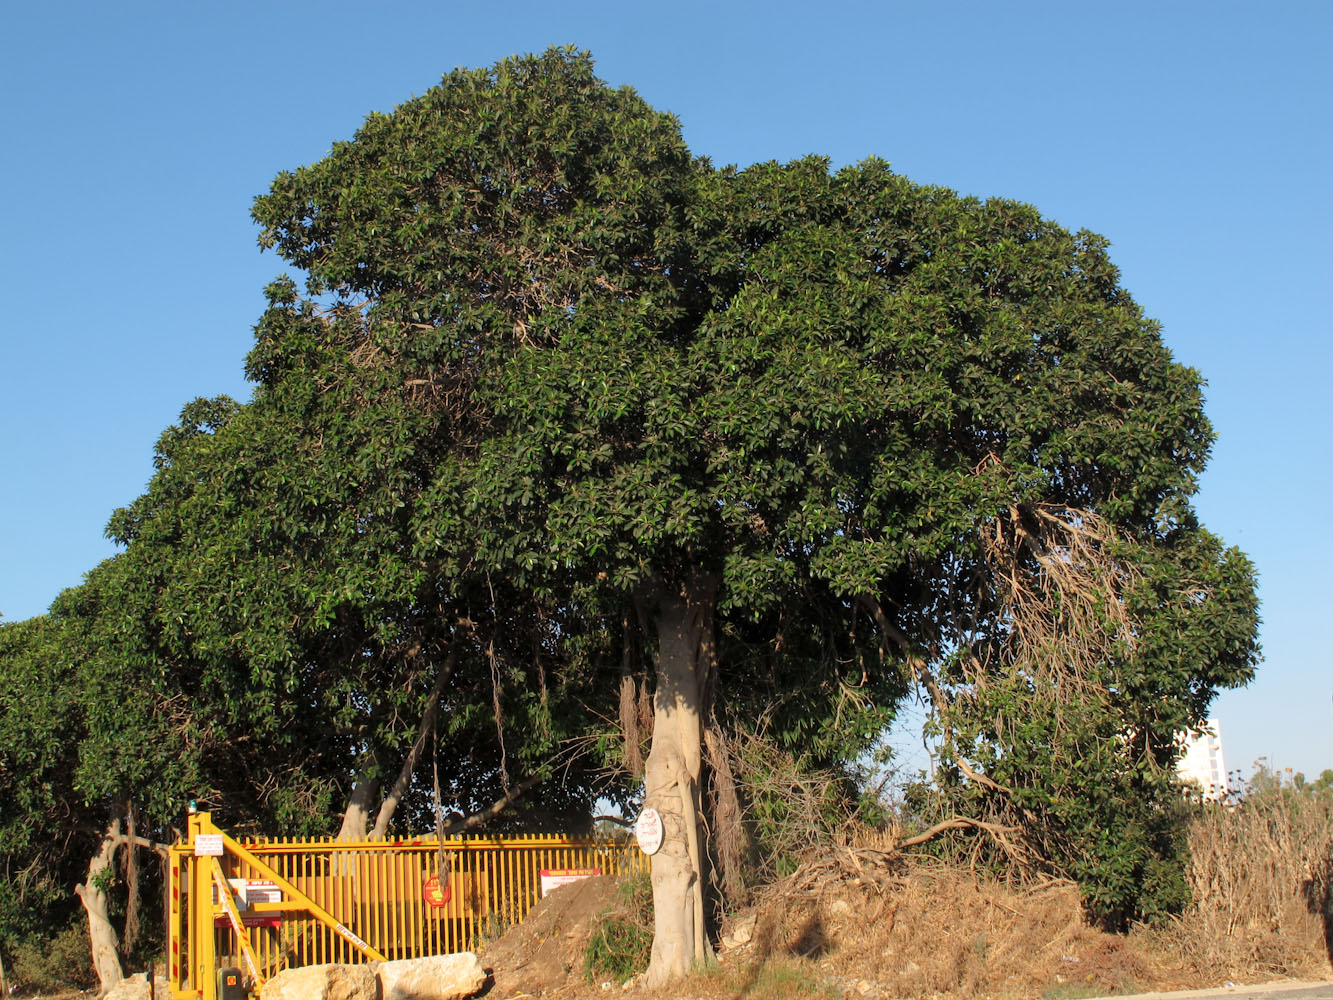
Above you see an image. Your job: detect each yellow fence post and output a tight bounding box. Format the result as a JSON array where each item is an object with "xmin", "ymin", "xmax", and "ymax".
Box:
[
  {"xmin": 189, "ymin": 811, "xmax": 218, "ymax": 1000},
  {"xmin": 168, "ymin": 841, "xmax": 187, "ymax": 998}
]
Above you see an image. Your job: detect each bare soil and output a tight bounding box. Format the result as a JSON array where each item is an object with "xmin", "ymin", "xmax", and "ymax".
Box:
[{"xmin": 479, "ymin": 875, "xmax": 623, "ymax": 998}]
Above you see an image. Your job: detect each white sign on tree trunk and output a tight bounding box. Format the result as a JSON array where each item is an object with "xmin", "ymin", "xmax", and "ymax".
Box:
[{"xmin": 634, "ymin": 807, "xmax": 663, "ymax": 855}]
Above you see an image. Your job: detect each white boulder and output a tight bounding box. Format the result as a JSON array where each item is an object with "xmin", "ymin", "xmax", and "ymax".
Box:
[
  {"xmin": 377, "ymin": 953, "xmax": 487, "ymax": 1000},
  {"xmin": 260, "ymin": 963, "xmax": 377, "ymax": 1000}
]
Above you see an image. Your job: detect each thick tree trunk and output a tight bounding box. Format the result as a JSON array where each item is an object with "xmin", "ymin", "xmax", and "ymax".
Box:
[
  {"xmin": 641, "ymin": 570, "xmax": 717, "ymax": 986},
  {"xmin": 336, "ymin": 755, "xmax": 381, "ymax": 842},
  {"xmin": 74, "ymin": 818, "xmax": 124, "ymax": 994}
]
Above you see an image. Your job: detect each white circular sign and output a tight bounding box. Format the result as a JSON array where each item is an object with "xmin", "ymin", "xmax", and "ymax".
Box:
[{"xmin": 634, "ymin": 807, "xmax": 664, "ymax": 855}]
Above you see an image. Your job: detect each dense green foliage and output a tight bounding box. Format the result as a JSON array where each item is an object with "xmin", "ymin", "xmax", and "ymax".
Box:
[{"xmin": 0, "ymin": 47, "xmax": 1260, "ymax": 975}]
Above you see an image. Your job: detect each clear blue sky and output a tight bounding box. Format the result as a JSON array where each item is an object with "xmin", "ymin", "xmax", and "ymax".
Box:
[{"xmin": 2, "ymin": 1, "xmax": 1329, "ymax": 779}]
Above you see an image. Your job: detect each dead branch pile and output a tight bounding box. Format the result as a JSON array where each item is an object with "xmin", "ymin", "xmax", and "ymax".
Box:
[{"xmin": 737, "ymin": 850, "xmax": 1163, "ymax": 1000}]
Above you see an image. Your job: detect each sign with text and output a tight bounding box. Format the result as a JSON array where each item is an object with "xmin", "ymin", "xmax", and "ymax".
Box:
[
  {"xmin": 422, "ymin": 874, "xmax": 453, "ymax": 908},
  {"xmin": 212, "ymin": 879, "xmax": 282, "ymax": 928},
  {"xmin": 539, "ymin": 867, "xmax": 601, "ymax": 896},
  {"xmin": 634, "ymin": 808, "xmax": 663, "ymax": 856},
  {"xmin": 194, "ymin": 834, "xmax": 224, "ymax": 857}
]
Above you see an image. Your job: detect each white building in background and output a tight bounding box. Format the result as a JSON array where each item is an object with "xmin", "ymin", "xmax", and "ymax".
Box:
[{"xmin": 1177, "ymin": 717, "xmax": 1229, "ymax": 801}]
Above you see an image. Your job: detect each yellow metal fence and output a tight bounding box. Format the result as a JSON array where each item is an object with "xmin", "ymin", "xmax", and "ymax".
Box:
[{"xmin": 169, "ymin": 812, "xmax": 644, "ymax": 1000}]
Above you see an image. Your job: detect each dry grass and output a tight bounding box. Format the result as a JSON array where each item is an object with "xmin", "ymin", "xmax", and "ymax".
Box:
[
  {"xmin": 670, "ymin": 787, "xmax": 1333, "ymax": 1000},
  {"xmin": 740, "ymin": 857, "xmax": 1161, "ymax": 1000},
  {"xmin": 1136, "ymin": 788, "xmax": 1333, "ymax": 983}
]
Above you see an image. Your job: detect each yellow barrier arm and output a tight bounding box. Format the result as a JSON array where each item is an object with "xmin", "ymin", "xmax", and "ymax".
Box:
[{"xmin": 218, "ymin": 831, "xmax": 388, "ymax": 962}]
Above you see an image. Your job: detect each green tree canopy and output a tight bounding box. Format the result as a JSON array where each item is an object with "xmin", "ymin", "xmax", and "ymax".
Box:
[{"xmin": 245, "ymin": 47, "xmax": 1258, "ymax": 970}]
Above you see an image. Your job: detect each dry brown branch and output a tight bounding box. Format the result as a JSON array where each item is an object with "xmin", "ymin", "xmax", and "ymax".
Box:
[
  {"xmin": 981, "ymin": 502, "xmax": 1141, "ymax": 694},
  {"xmin": 896, "ymin": 816, "xmax": 1021, "ymax": 850},
  {"xmin": 955, "ymin": 755, "xmax": 1014, "ymax": 796}
]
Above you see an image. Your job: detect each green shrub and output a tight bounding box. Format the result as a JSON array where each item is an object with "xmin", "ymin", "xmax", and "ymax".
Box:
[
  {"xmin": 9, "ymin": 917, "xmax": 96, "ymax": 992},
  {"xmin": 584, "ymin": 872, "xmax": 652, "ymax": 982}
]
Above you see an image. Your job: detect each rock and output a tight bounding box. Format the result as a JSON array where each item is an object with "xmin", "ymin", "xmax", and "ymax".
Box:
[
  {"xmin": 729, "ymin": 913, "xmax": 757, "ymax": 945},
  {"xmin": 105, "ymin": 973, "xmax": 151, "ymax": 1000},
  {"xmin": 261, "ymin": 963, "xmax": 377, "ymax": 1000},
  {"xmin": 377, "ymin": 953, "xmax": 487, "ymax": 1000}
]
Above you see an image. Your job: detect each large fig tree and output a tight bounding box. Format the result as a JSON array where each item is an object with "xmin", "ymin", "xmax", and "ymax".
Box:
[{"xmin": 234, "ymin": 47, "xmax": 1258, "ymax": 980}]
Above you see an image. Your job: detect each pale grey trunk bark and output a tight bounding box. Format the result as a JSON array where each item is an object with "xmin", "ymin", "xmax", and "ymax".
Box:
[
  {"xmin": 75, "ymin": 818, "xmax": 124, "ymax": 994},
  {"xmin": 336, "ymin": 756, "xmax": 381, "ymax": 842},
  {"xmin": 334, "ymin": 757, "xmax": 381, "ymax": 877},
  {"xmin": 642, "ymin": 571, "xmax": 717, "ymax": 986}
]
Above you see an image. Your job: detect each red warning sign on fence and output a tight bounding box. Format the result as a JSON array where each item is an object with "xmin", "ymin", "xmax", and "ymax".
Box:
[
  {"xmin": 422, "ymin": 874, "xmax": 453, "ymax": 908},
  {"xmin": 212, "ymin": 879, "xmax": 282, "ymax": 928}
]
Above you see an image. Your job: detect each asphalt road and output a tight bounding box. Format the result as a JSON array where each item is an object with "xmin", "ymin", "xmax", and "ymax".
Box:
[{"xmin": 1099, "ymin": 982, "xmax": 1333, "ymax": 1000}]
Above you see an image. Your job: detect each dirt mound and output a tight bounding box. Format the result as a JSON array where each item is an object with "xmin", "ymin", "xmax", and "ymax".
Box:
[
  {"xmin": 477, "ymin": 841, "xmax": 1331, "ymax": 999},
  {"xmin": 479, "ymin": 875, "xmax": 619, "ymax": 997},
  {"xmin": 477, "ymin": 857, "xmax": 1168, "ymax": 1000},
  {"xmin": 739, "ymin": 862, "xmax": 1166, "ymax": 999}
]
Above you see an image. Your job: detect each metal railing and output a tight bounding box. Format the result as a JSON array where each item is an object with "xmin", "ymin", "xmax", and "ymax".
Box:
[{"xmin": 169, "ymin": 811, "xmax": 644, "ymax": 1000}]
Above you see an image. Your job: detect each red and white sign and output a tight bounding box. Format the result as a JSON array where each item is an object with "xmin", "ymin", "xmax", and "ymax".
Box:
[
  {"xmin": 634, "ymin": 808, "xmax": 663, "ymax": 856},
  {"xmin": 539, "ymin": 867, "xmax": 601, "ymax": 896},
  {"xmin": 212, "ymin": 879, "xmax": 282, "ymax": 928}
]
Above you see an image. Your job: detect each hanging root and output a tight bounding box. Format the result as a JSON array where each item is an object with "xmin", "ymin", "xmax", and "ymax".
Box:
[
  {"xmin": 704, "ymin": 726, "xmax": 746, "ymax": 904},
  {"xmin": 619, "ymin": 673, "xmax": 644, "ymax": 778},
  {"xmin": 980, "ymin": 502, "xmax": 1141, "ymax": 692},
  {"xmin": 121, "ymin": 801, "xmax": 140, "ymax": 955}
]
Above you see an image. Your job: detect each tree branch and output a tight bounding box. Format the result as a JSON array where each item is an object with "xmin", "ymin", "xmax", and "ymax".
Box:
[
  {"xmin": 896, "ymin": 815, "xmax": 1020, "ymax": 850},
  {"xmin": 954, "ymin": 755, "xmax": 1014, "ymax": 796},
  {"xmin": 371, "ymin": 649, "xmax": 459, "ymax": 839},
  {"xmin": 439, "ymin": 772, "xmax": 543, "ymax": 835}
]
